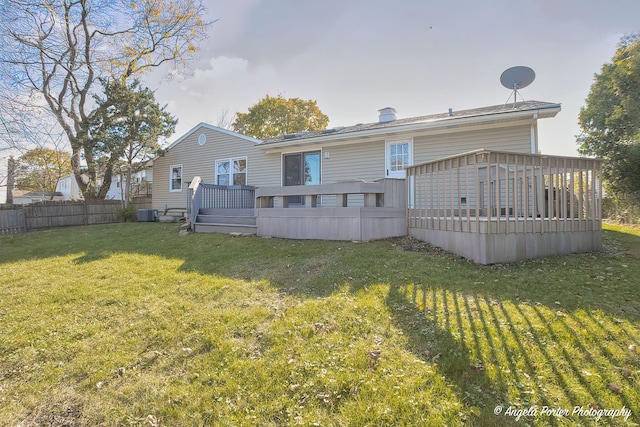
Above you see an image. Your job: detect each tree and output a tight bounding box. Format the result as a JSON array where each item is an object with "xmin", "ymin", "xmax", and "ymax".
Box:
[
  {"xmin": 578, "ymin": 34, "xmax": 640, "ymax": 202},
  {"xmin": 233, "ymin": 95, "xmax": 329, "ymax": 139},
  {"xmin": 89, "ymin": 79, "xmax": 176, "ymax": 206},
  {"xmin": 216, "ymin": 108, "xmax": 236, "ymax": 130},
  {"xmin": 0, "ymin": 0, "xmax": 209, "ymax": 199},
  {"xmin": 15, "ymin": 148, "xmax": 72, "ymax": 198}
]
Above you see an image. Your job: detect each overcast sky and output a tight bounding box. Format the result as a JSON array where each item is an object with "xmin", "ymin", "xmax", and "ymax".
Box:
[
  {"xmin": 149, "ymin": 0, "xmax": 640, "ymax": 157},
  {"xmin": 1, "ymin": 1, "xmax": 638, "ymax": 203}
]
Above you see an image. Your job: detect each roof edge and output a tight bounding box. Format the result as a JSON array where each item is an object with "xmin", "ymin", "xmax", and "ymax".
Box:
[
  {"xmin": 163, "ymin": 122, "xmax": 262, "ymax": 152},
  {"xmin": 257, "ymin": 104, "xmax": 561, "ymax": 150}
]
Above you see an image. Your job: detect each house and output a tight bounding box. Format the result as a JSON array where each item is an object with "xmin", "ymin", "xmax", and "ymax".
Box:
[
  {"xmin": 56, "ymin": 160, "xmax": 153, "ymax": 201},
  {"xmin": 153, "ymin": 101, "xmax": 559, "ymax": 210},
  {"xmin": 55, "ymin": 174, "xmax": 82, "ymax": 200},
  {"xmin": 152, "ymin": 100, "xmax": 602, "ymax": 264},
  {"xmin": 11, "ymin": 190, "xmax": 65, "ymax": 204}
]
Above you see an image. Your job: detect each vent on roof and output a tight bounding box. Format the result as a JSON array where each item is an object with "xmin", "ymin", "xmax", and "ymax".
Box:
[
  {"xmin": 282, "ymin": 131, "xmax": 308, "ymax": 140},
  {"xmin": 321, "ymin": 127, "xmax": 345, "ymax": 135},
  {"xmin": 378, "ymin": 107, "xmax": 397, "ymax": 123}
]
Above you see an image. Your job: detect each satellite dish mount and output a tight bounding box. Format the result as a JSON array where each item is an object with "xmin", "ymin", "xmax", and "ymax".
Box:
[{"xmin": 500, "ymin": 66, "xmax": 535, "ymax": 107}]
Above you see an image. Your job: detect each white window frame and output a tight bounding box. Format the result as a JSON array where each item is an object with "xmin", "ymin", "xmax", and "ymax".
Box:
[
  {"xmin": 385, "ymin": 138, "xmax": 414, "ymax": 179},
  {"xmin": 169, "ymin": 164, "xmax": 183, "ymax": 192},
  {"xmin": 215, "ymin": 156, "xmax": 248, "ymax": 186}
]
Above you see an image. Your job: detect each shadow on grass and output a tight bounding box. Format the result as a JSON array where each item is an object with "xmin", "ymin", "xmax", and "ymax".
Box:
[
  {"xmin": 1, "ymin": 224, "xmax": 639, "ymax": 321},
  {"xmin": 2, "ymin": 223, "xmax": 640, "ymax": 424},
  {"xmin": 386, "ymin": 284, "xmax": 516, "ymax": 426}
]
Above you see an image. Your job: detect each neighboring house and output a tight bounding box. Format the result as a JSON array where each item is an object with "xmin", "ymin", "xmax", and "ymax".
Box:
[
  {"xmin": 56, "ymin": 174, "xmax": 82, "ymax": 200},
  {"xmin": 11, "ymin": 190, "xmax": 65, "ymax": 204},
  {"xmin": 107, "ymin": 161, "xmax": 154, "ymax": 200},
  {"xmin": 56, "ymin": 160, "xmax": 154, "ymax": 201},
  {"xmin": 153, "ymin": 100, "xmax": 559, "ymax": 211}
]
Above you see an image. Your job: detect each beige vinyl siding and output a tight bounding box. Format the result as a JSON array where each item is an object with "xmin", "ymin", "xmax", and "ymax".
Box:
[
  {"xmin": 413, "ymin": 124, "xmax": 532, "ymax": 164},
  {"xmin": 322, "ymin": 139, "xmax": 386, "ymax": 183},
  {"xmin": 318, "ymin": 139, "xmax": 384, "ymax": 207},
  {"xmin": 154, "ymin": 122, "xmax": 535, "ymax": 211},
  {"xmin": 153, "ymin": 126, "xmax": 280, "ymax": 211},
  {"xmin": 314, "ymin": 124, "xmax": 531, "ymax": 208}
]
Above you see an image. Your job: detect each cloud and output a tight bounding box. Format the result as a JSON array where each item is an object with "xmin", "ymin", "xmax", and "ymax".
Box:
[{"xmin": 193, "ymin": 56, "xmax": 250, "ymax": 80}]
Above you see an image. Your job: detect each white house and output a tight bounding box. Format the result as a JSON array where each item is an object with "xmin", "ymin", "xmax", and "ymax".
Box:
[{"xmin": 56, "ymin": 160, "xmax": 153, "ymax": 201}]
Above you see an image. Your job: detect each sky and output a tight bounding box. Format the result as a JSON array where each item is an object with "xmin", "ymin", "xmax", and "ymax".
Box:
[
  {"xmin": 1, "ymin": 0, "xmax": 639, "ymax": 204},
  {"xmin": 148, "ymin": 0, "xmax": 640, "ymax": 157}
]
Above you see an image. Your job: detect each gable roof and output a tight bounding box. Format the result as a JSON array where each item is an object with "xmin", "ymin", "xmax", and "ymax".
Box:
[
  {"xmin": 163, "ymin": 122, "xmax": 262, "ymax": 152},
  {"xmin": 258, "ymin": 100, "xmax": 560, "ymax": 149}
]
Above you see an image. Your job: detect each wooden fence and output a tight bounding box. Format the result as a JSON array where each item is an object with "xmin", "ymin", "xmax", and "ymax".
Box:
[{"xmin": 0, "ymin": 197, "xmax": 152, "ymax": 235}]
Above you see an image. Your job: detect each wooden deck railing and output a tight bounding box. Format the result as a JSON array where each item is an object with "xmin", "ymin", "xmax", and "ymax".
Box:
[
  {"xmin": 200, "ymin": 183, "xmax": 255, "ymax": 209},
  {"xmin": 188, "ymin": 177, "xmax": 255, "ymax": 224},
  {"xmin": 254, "ymin": 179, "xmax": 406, "ymax": 241},
  {"xmin": 255, "ymin": 179, "xmax": 405, "ymax": 209},
  {"xmin": 405, "ymin": 150, "xmax": 603, "ymax": 235}
]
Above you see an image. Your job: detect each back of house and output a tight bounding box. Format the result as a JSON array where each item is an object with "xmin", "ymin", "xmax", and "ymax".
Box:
[{"xmin": 152, "ymin": 100, "xmax": 560, "ymax": 213}]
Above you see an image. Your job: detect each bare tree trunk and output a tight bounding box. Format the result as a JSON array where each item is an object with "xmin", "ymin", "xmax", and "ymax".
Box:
[{"xmin": 125, "ymin": 166, "xmax": 133, "ymax": 209}]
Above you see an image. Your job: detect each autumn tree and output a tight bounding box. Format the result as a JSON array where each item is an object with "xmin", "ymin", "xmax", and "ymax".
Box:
[
  {"xmin": 15, "ymin": 148, "xmax": 72, "ymax": 197},
  {"xmin": 233, "ymin": 95, "xmax": 329, "ymax": 139},
  {"xmin": 0, "ymin": 0, "xmax": 209, "ymax": 199},
  {"xmin": 578, "ymin": 34, "xmax": 640, "ymax": 206},
  {"xmin": 89, "ymin": 79, "xmax": 176, "ymax": 207}
]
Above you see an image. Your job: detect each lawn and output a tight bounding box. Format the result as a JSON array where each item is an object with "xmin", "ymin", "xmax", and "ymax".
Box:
[{"xmin": 0, "ymin": 223, "xmax": 638, "ymax": 426}]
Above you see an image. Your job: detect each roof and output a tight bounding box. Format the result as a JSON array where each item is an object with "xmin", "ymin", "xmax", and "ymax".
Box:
[
  {"xmin": 13, "ymin": 191, "xmax": 64, "ymax": 198},
  {"xmin": 163, "ymin": 122, "xmax": 262, "ymax": 152},
  {"xmin": 259, "ymin": 100, "xmax": 560, "ymax": 147}
]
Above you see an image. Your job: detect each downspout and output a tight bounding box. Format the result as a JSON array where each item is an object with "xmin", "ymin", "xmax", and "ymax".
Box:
[{"xmin": 530, "ymin": 112, "xmax": 539, "ymax": 154}]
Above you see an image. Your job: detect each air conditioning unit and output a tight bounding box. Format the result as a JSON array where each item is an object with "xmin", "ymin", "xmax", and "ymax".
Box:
[{"xmin": 137, "ymin": 209, "xmax": 158, "ymax": 222}]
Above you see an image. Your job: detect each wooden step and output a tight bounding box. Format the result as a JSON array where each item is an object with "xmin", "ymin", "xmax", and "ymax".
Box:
[
  {"xmin": 196, "ymin": 215, "xmax": 256, "ymax": 225},
  {"xmin": 198, "ymin": 208, "xmax": 255, "ymax": 216},
  {"xmin": 194, "ymin": 222, "xmax": 257, "ymax": 235}
]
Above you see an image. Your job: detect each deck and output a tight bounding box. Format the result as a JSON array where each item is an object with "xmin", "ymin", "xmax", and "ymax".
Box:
[
  {"xmin": 406, "ymin": 149, "xmax": 603, "ymax": 264},
  {"xmin": 254, "ymin": 179, "xmax": 406, "ymax": 241},
  {"xmin": 186, "ymin": 149, "xmax": 603, "ymax": 264}
]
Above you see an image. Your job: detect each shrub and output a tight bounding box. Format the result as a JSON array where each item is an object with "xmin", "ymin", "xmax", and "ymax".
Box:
[{"xmin": 116, "ymin": 205, "xmax": 136, "ymax": 222}]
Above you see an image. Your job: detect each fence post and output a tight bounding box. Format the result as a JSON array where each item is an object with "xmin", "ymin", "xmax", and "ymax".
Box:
[{"xmin": 20, "ymin": 208, "xmax": 26, "ymax": 233}]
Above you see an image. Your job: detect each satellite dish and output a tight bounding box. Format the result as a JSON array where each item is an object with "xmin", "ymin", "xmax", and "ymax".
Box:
[{"xmin": 500, "ymin": 66, "xmax": 535, "ymax": 107}]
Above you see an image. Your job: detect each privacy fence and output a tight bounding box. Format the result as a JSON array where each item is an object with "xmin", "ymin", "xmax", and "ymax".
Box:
[{"xmin": 0, "ymin": 198, "xmax": 152, "ymax": 235}]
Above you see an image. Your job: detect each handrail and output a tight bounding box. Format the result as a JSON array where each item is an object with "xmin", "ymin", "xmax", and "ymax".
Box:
[
  {"xmin": 188, "ymin": 176, "xmax": 203, "ymax": 225},
  {"xmin": 200, "ymin": 184, "xmax": 255, "ymax": 209},
  {"xmin": 255, "ymin": 179, "xmax": 405, "ymax": 209},
  {"xmin": 405, "ymin": 151, "xmax": 602, "ymax": 234}
]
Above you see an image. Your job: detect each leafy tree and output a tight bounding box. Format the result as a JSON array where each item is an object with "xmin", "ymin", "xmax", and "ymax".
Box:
[
  {"xmin": 90, "ymin": 79, "xmax": 176, "ymax": 205},
  {"xmin": 578, "ymin": 34, "xmax": 640, "ymax": 202},
  {"xmin": 0, "ymin": 0, "xmax": 209, "ymax": 199},
  {"xmin": 15, "ymin": 148, "xmax": 72, "ymax": 198},
  {"xmin": 233, "ymin": 95, "xmax": 329, "ymax": 139}
]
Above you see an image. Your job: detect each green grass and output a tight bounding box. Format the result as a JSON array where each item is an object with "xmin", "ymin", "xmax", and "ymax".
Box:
[{"xmin": 0, "ymin": 223, "xmax": 639, "ymax": 426}]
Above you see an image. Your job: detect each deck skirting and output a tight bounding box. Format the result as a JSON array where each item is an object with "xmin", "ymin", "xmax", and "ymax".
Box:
[
  {"xmin": 257, "ymin": 207, "xmax": 406, "ymax": 241},
  {"xmin": 409, "ymin": 227, "xmax": 602, "ymax": 264}
]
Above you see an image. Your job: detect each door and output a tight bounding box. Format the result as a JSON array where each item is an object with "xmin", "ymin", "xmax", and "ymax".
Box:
[
  {"xmin": 283, "ymin": 151, "xmax": 321, "ymax": 204},
  {"xmin": 385, "ymin": 139, "xmax": 413, "ymax": 179}
]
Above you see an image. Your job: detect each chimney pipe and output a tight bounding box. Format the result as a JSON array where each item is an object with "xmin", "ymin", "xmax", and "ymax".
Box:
[{"xmin": 378, "ymin": 107, "xmax": 397, "ymax": 123}]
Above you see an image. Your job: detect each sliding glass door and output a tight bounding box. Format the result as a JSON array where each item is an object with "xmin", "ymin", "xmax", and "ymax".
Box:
[{"xmin": 283, "ymin": 151, "xmax": 320, "ymax": 204}]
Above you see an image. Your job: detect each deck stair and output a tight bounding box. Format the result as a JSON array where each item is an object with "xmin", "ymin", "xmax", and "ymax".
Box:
[{"xmin": 193, "ymin": 208, "xmax": 256, "ymax": 234}]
